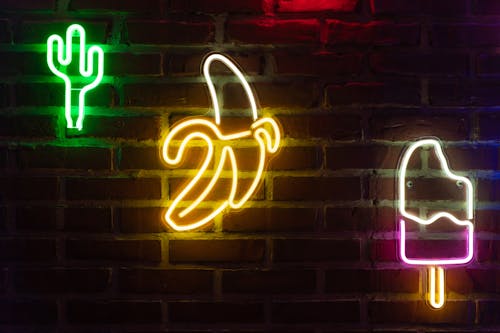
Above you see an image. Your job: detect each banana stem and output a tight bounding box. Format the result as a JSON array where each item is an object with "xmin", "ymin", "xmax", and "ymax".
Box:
[{"xmin": 428, "ymin": 266, "xmax": 445, "ymax": 309}]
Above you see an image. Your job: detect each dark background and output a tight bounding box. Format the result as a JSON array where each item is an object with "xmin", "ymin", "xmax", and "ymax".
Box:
[{"xmin": 0, "ymin": 0, "xmax": 498, "ymax": 331}]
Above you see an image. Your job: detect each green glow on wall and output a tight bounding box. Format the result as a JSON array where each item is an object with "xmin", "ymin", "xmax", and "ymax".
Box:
[{"xmin": 47, "ymin": 24, "xmax": 104, "ymax": 131}]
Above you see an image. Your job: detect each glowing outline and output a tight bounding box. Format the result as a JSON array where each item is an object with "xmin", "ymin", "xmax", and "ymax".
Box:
[
  {"xmin": 428, "ymin": 266, "xmax": 445, "ymax": 309},
  {"xmin": 162, "ymin": 54, "xmax": 281, "ymax": 231},
  {"xmin": 47, "ymin": 24, "xmax": 104, "ymax": 130},
  {"xmin": 398, "ymin": 139, "xmax": 474, "ymax": 266}
]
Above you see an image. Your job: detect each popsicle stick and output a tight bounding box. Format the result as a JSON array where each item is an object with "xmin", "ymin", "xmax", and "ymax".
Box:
[{"xmin": 428, "ymin": 266, "xmax": 445, "ymax": 309}]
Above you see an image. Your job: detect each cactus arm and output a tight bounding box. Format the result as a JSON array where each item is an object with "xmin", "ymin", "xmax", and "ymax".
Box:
[{"xmin": 77, "ymin": 46, "xmax": 104, "ymax": 130}]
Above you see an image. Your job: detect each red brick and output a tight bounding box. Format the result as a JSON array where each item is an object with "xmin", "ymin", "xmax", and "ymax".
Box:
[
  {"xmin": 168, "ymin": 53, "xmax": 263, "ymax": 76},
  {"xmin": 126, "ymin": 19, "xmax": 214, "ymax": 44},
  {"xmin": 67, "ymin": 300, "xmax": 162, "ymax": 324},
  {"xmin": 431, "ymin": 24, "xmax": 500, "ymax": 47},
  {"xmin": 227, "ymin": 18, "xmax": 320, "ymax": 44},
  {"xmin": 70, "ymin": 0, "xmax": 161, "ymax": 14},
  {"xmin": 277, "ymin": 0, "xmax": 359, "ymax": 12},
  {"xmin": 0, "ymin": 239, "xmax": 56, "ymax": 261},
  {"xmin": 370, "ymin": 53, "xmax": 468, "ymax": 75},
  {"xmin": 119, "ymin": 269, "xmax": 213, "ymax": 294},
  {"xmin": 64, "ymin": 207, "xmax": 112, "ymax": 233},
  {"xmin": 15, "ymin": 21, "xmax": 108, "ymax": 44},
  {"xmin": 169, "ymin": 302, "xmax": 264, "ymax": 323},
  {"xmin": 273, "ymin": 239, "xmax": 360, "ymax": 262},
  {"xmin": 14, "ymin": 146, "xmax": 111, "ymax": 170},
  {"xmin": 66, "ymin": 177, "xmax": 161, "ymax": 200},
  {"xmin": 0, "ymin": 177, "xmax": 58, "ymax": 200},
  {"xmin": 0, "ymin": 52, "xmax": 50, "ymax": 75},
  {"xmin": 478, "ymin": 179, "xmax": 500, "ymax": 202},
  {"xmin": 279, "ymin": 115, "xmax": 361, "ymax": 140},
  {"xmin": 223, "ymin": 270, "xmax": 316, "ymax": 294},
  {"xmin": 478, "ymin": 300, "xmax": 500, "ymax": 324},
  {"xmin": 327, "ymin": 20, "xmax": 420, "ymax": 46},
  {"xmin": 325, "ymin": 207, "xmax": 395, "ymax": 232},
  {"xmin": 447, "ymin": 268, "xmax": 500, "ymax": 293},
  {"xmin": 124, "ymin": 83, "xmax": 208, "ymax": 107},
  {"xmin": 429, "ymin": 145, "xmax": 500, "ymax": 171},
  {"xmin": 479, "ymin": 113, "xmax": 500, "ymax": 140},
  {"xmin": 14, "ymin": 268, "xmax": 110, "ymax": 293},
  {"xmin": 477, "ymin": 240, "xmax": 500, "ymax": 263},
  {"xmin": 272, "ymin": 301, "xmax": 359, "ymax": 323},
  {"xmin": 368, "ymin": 301, "xmax": 474, "ymax": 324},
  {"xmin": 317, "ymin": 270, "xmax": 394, "ymax": 294},
  {"xmin": 170, "ymin": 239, "xmax": 266, "ymax": 263},
  {"xmin": 107, "ymin": 53, "xmax": 161, "ymax": 75},
  {"xmin": 327, "ymin": 81, "xmax": 420, "ymax": 105},
  {"xmin": 0, "ymin": 116, "xmax": 56, "ymax": 139},
  {"xmin": 66, "ymin": 239, "xmax": 161, "ymax": 262},
  {"xmin": 224, "ymin": 81, "xmax": 320, "ymax": 109},
  {"xmin": 223, "ymin": 207, "xmax": 317, "ymax": 232},
  {"xmin": 117, "ymin": 207, "xmax": 164, "ymax": 233},
  {"xmin": 273, "ymin": 52, "xmax": 363, "ymax": 76},
  {"xmin": 68, "ymin": 116, "xmax": 160, "ymax": 141},
  {"xmin": 170, "ymin": 0, "xmax": 265, "ymax": 13},
  {"xmin": 477, "ymin": 53, "xmax": 500, "ymax": 76},
  {"xmin": 0, "ymin": 0, "xmax": 55, "ymax": 10},
  {"xmin": 16, "ymin": 206, "xmax": 57, "ymax": 231},
  {"xmin": 370, "ymin": 0, "xmax": 467, "ymax": 16},
  {"xmin": 369, "ymin": 239, "xmax": 398, "ymax": 262},
  {"xmin": 273, "ymin": 177, "xmax": 360, "ymax": 201},
  {"xmin": 326, "ymin": 144, "xmax": 403, "ymax": 170},
  {"xmin": 0, "ymin": 300, "xmax": 57, "ymax": 324},
  {"xmin": 430, "ymin": 80, "xmax": 500, "ymax": 106},
  {"xmin": 473, "ymin": 0, "xmax": 500, "ymax": 14},
  {"xmin": 369, "ymin": 112, "xmax": 470, "ymax": 141}
]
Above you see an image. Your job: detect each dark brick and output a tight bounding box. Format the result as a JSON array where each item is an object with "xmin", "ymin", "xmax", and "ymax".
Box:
[
  {"xmin": 277, "ymin": 0, "xmax": 359, "ymax": 12},
  {"xmin": 476, "ymin": 210, "xmax": 500, "ymax": 232},
  {"xmin": 326, "ymin": 207, "xmax": 395, "ymax": 232},
  {"xmin": 279, "ymin": 115, "xmax": 361, "ymax": 140},
  {"xmin": 66, "ymin": 239, "xmax": 161, "ymax": 262},
  {"xmin": 167, "ymin": 53, "xmax": 263, "ymax": 76},
  {"xmin": 0, "ymin": 19, "xmax": 11, "ymax": 43},
  {"xmin": 170, "ymin": 0, "xmax": 265, "ymax": 13},
  {"xmin": 479, "ymin": 113, "xmax": 500, "ymax": 140},
  {"xmin": 326, "ymin": 144, "xmax": 403, "ymax": 170},
  {"xmin": 119, "ymin": 269, "xmax": 213, "ymax": 294},
  {"xmin": 14, "ymin": 146, "xmax": 111, "ymax": 170},
  {"xmin": 170, "ymin": 239, "xmax": 265, "ymax": 263},
  {"xmin": 371, "ymin": 0, "xmax": 467, "ymax": 16},
  {"xmin": 0, "ymin": 116, "xmax": 56, "ymax": 139},
  {"xmin": 14, "ymin": 268, "xmax": 110, "ymax": 293},
  {"xmin": 0, "ymin": 0, "xmax": 55, "ymax": 10},
  {"xmin": 447, "ymin": 268, "xmax": 500, "ymax": 293},
  {"xmin": 370, "ymin": 53, "xmax": 468, "ymax": 75},
  {"xmin": 273, "ymin": 52, "xmax": 363, "ymax": 76},
  {"xmin": 0, "ymin": 239, "xmax": 56, "ymax": 261},
  {"xmin": 478, "ymin": 301, "xmax": 500, "ymax": 324},
  {"xmin": 0, "ymin": 52, "xmax": 50, "ymax": 75},
  {"xmin": 169, "ymin": 302, "xmax": 264, "ymax": 323},
  {"xmin": 227, "ymin": 18, "xmax": 320, "ymax": 44},
  {"xmin": 327, "ymin": 81, "xmax": 420, "ymax": 105},
  {"xmin": 368, "ymin": 301, "xmax": 474, "ymax": 324},
  {"xmin": 477, "ymin": 240, "xmax": 500, "ymax": 263},
  {"xmin": 223, "ymin": 207, "xmax": 317, "ymax": 232},
  {"xmin": 117, "ymin": 207, "xmax": 164, "ymax": 233},
  {"xmin": 107, "ymin": 53, "xmax": 161, "ymax": 75},
  {"xmin": 124, "ymin": 83, "xmax": 208, "ymax": 107},
  {"xmin": 0, "ymin": 300, "xmax": 57, "ymax": 324},
  {"xmin": 327, "ymin": 20, "xmax": 420, "ymax": 46},
  {"xmin": 15, "ymin": 21, "xmax": 108, "ymax": 44},
  {"xmin": 273, "ymin": 239, "xmax": 360, "ymax": 262},
  {"xmin": 430, "ymin": 80, "xmax": 500, "ymax": 106},
  {"xmin": 223, "ymin": 270, "xmax": 315, "ymax": 294},
  {"xmin": 272, "ymin": 301, "xmax": 360, "ymax": 323},
  {"xmin": 325, "ymin": 269, "xmax": 418, "ymax": 293},
  {"xmin": 473, "ymin": 0, "xmax": 500, "ymax": 14},
  {"xmin": 68, "ymin": 116, "xmax": 160, "ymax": 141},
  {"xmin": 126, "ymin": 19, "xmax": 214, "ymax": 44},
  {"xmin": 273, "ymin": 177, "xmax": 360, "ymax": 201},
  {"xmin": 64, "ymin": 207, "xmax": 112, "ymax": 233},
  {"xmin": 67, "ymin": 300, "xmax": 162, "ymax": 324},
  {"xmin": 431, "ymin": 24, "xmax": 500, "ymax": 47},
  {"xmin": 0, "ymin": 177, "xmax": 58, "ymax": 200},
  {"xmin": 66, "ymin": 177, "xmax": 161, "ymax": 200},
  {"xmin": 16, "ymin": 206, "xmax": 57, "ymax": 231},
  {"xmin": 70, "ymin": 0, "xmax": 161, "ymax": 15}
]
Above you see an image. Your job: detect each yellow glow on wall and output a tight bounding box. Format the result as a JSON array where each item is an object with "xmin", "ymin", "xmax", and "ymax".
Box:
[{"xmin": 162, "ymin": 53, "xmax": 281, "ymax": 231}]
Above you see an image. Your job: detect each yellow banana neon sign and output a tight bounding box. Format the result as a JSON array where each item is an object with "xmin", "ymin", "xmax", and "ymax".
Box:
[{"xmin": 162, "ymin": 53, "xmax": 281, "ymax": 231}]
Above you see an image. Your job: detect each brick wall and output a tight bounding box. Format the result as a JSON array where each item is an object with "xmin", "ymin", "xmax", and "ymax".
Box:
[{"xmin": 0, "ymin": 0, "xmax": 499, "ymax": 331}]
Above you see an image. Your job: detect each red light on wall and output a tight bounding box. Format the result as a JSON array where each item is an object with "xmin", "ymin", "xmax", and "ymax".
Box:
[{"xmin": 277, "ymin": 0, "xmax": 359, "ymax": 12}]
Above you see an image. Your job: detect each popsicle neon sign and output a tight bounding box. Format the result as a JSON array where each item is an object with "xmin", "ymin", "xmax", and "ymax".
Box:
[
  {"xmin": 162, "ymin": 53, "xmax": 281, "ymax": 231},
  {"xmin": 398, "ymin": 138, "xmax": 474, "ymax": 309},
  {"xmin": 47, "ymin": 24, "xmax": 104, "ymax": 130}
]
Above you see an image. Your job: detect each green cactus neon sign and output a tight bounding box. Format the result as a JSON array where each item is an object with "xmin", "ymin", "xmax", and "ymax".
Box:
[{"xmin": 47, "ymin": 24, "xmax": 104, "ymax": 131}]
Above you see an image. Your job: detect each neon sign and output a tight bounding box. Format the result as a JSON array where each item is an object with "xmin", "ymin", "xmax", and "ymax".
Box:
[
  {"xmin": 162, "ymin": 53, "xmax": 281, "ymax": 231},
  {"xmin": 47, "ymin": 24, "xmax": 104, "ymax": 131},
  {"xmin": 398, "ymin": 138, "xmax": 474, "ymax": 309}
]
